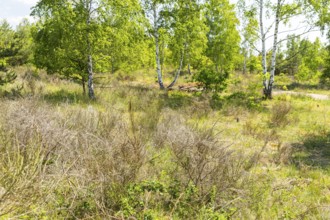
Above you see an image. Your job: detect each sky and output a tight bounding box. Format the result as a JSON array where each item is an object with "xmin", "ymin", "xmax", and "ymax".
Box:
[
  {"xmin": 0, "ymin": 0, "xmax": 37, "ymax": 27},
  {"xmin": 0, "ymin": 0, "xmax": 327, "ymax": 47}
]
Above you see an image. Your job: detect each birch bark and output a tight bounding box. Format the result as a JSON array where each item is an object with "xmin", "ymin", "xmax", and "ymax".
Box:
[
  {"xmin": 259, "ymin": 0, "xmax": 268, "ymax": 96},
  {"xmin": 86, "ymin": 0, "xmax": 95, "ymax": 99},
  {"xmin": 266, "ymin": 0, "xmax": 281, "ymax": 99},
  {"xmin": 168, "ymin": 49, "xmax": 185, "ymax": 88},
  {"xmin": 153, "ymin": 4, "xmax": 165, "ymax": 89}
]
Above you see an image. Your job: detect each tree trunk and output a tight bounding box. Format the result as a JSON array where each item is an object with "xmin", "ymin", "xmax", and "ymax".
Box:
[
  {"xmin": 153, "ymin": 5, "xmax": 165, "ymax": 90},
  {"xmin": 111, "ymin": 57, "xmax": 115, "ymax": 74},
  {"xmin": 82, "ymin": 78, "xmax": 86, "ymax": 95},
  {"xmin": 259, "ymin": 0, "xmax": 268, "ymax": 97},
  {"xmin": 243, "ymin": 49, "xmax": 247, "ymax": 75},
  {"xmin": 187, "ymin": 48, "xmax": 192, "ymax": 75},
  {"xmin": 265, "ymin": 0, "xmax": 281, "ymax": 99},
  {"xmin": 168, "ymin": 49, "xmax": 185, "ymax": 88},
  {"xmin": 87, "ymin": 54, "xmax": 95, "ymax": 99},
  {"xmin": 187, "ymin": 63, "xmax": 191, "ymax": 75},
  {"xmin": 86, "ymin": 0, "xmax": 95, "ymax": 99}
]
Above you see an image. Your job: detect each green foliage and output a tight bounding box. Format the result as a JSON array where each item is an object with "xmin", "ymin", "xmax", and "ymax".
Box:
[
  {"xmin": 279, "ymin": 37, "xmax": 326, "ymax": 83},
  {"xmin": 0, "ymin": 69, "xmax": 16, "ymax": 86},
  {"xmin": 248, "ymin": 55, "xmax": 263, "ymax": 73},
  {"xmin": 283, "ymin": 35, "xmax": 301, "ymax": 75},
  {"xmin": 205, "ymin": 0, "xmax": 241, "ymax": 73},
  {"xmin": 0, "ymin": 19, "xmax": 34, "ymax": 70},
  {"xmin": 237, "ymin": 0, "xmax": 259, "ymax": 73},
  {"xmin": 11, "ymin": 19, "xmax": 34, "ymax": 66},
  {"xmin": 101, "ymin": 0, "xmax": 153, "ymax": 73},
  {"xmin": 320, "ymin": 45, "xmax": 330, "ymax": 86},
  {"xmin": 168, "ymin": 0, "xmax": 208, "ymax": 71},
  {"xmin": 32, "ymin": 0, "xmax": 154, "ymax": 95},
  {"xmin": 277, "ymin": 36, "xmax": 327, "ymax": 84},
  {"xmin": 0, "ymin": 20, "xmax": 15, "ymax": 70},
  {"xmin": 194, "ymin": 67, "xmax": 228, "ymax": 92},
  {"xmin": 32, "ymin": 1, "xmax": 88, "ymax": 81}
]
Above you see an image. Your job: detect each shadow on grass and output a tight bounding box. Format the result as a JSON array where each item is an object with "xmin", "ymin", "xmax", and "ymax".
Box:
[
  {"xmin": 209, "ymin": 92, "xmax": 265, "ymax": 112},
  {"xmin": 284, "ymin": 82, "xmax": 321, "ymax": 91},
  {"xmin": 292, "ymin": 132, "xmax": 330, "ymax": 169},
  {"xmin": 163, "ymin": 92, "xmax": 194, "ymax": 109},
  {"xmin": 42, "ymin": 89, "xmax": 90, "ymax": 104}
]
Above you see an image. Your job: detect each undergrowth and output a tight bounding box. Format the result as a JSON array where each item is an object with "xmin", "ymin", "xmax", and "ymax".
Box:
[{"xmin": 0, "ymin": 67, "xmax": 329, "ymax": 219}]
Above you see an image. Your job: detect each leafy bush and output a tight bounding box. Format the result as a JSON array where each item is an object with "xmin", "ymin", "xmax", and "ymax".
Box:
[
  {"xmin": 0, "ymin": 69, "xmax": 16, "ymax": 86},
  {"xmin": 320, "ymin": 63, "xmax": 330, "ymax": 87},
  {"xmin": 194, "ymin": 67, "xmax": 228, "ymax": 92}
]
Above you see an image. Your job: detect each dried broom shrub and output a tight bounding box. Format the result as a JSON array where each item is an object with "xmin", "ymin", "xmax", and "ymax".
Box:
[
  {"xmin": 156, "ymin": 110, "xmax": 249, "ymax": 208},
  {"xmin": 0, "ymin": 99, "xmax": 149, "ymax": 218},
  {"xmin": 269, "ymin": 101, "xmax": 292, "ymax": 128},
  {"xmin": 0, "ymin": 102, "xmax": 53, "ymax": 217}
]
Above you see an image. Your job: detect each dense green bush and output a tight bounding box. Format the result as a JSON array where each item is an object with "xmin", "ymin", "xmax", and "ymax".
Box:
[
  {"xmin": 320, "ymin": 56, "xmax": 330, "ymax": 87},
  {"xmin": 194, "ymin": 67, "xmax": 228, "ymax": 92}
]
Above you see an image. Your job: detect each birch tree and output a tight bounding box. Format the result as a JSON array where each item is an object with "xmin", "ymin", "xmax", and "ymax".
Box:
[
  {"xmin": 141, "ymin": 0, "xmax": 167, "ymax": 89},
  {"xmin": 32, "ymin": 0, "xmax": 105, "ymax": 99},
  {"xmin": 254, "ymin": 0, "xmax": 310, "ymax": 98},
  {"xmin": 167, "ymin": 0, "xmax": 207, "ymax": 88},
  {"xmin": 141, "ymin": 0, "xmax": 209, "ymax": 89},
  {"xmin": 264, "ymin": 0, "xmax": 281, "ymax": 99}
]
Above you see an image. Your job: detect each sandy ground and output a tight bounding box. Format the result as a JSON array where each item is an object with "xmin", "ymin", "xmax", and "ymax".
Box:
[{"xmin": 273, "ymin": 90, "xmax": 330, "ymax": 100}]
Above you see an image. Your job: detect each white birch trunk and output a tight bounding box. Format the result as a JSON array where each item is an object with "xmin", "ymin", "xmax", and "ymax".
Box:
[
  {"xmin": 87, "ymin": 53, "xmax": 95, "ymax": 99},
  {"xmin": 243, "ymin": 47, "xmax": 247, "ymax": 74},
  {"xmin": 153, "ymin": 5, "xmax": 165, "ymax": 89},
  {"xmin": 259, "ymin": 0, "xmax": 268, "ymax": 95},
  {"xmin": 168, "ymin": 48, "xmax": 185, "ymax": 88},
  {"xmin": 267, "ymin": 0, "xmax": 281, "ymax": 99},
  {"xmin": 86, "ymin": 0, "xmax": 95, "ymax": 99}
]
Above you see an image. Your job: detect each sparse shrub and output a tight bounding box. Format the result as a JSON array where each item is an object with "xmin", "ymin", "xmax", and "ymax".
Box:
[
  {"xmin": 210, "ymin": 93, "xmax": 224, "ymax": 109},
  {"xmin": 268, "ymin": 101, "xmax": 292, "ymax": 128},
  {"xmin": 23, "ymin": 68, "xmax": 40, "ymax": 95},
  {"xmin": 155, "ymin": 112, "xmax": 249, "ymax": 218},
  {"xmin": 242, "ymin": 119, "xmax": 265, "ymax": 139},
  {"xmin": 0, "ymin": 122, "xmax": 51, "ymax": 217},
  {"xmin": 273, "ymin": 142, "xmax": 293, "ymax": 165}
]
